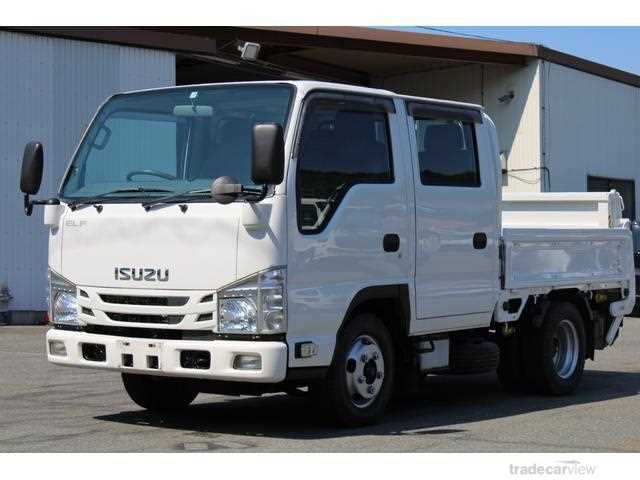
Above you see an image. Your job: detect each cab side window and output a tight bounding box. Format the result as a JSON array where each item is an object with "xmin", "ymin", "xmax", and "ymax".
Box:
[
  {"xmin": 414, "ymin": 118, "xmax": 480, "ymax": 187},
  {"xmin": 296, "ymin": 98, "xmax": 393, "ymax": 233}
]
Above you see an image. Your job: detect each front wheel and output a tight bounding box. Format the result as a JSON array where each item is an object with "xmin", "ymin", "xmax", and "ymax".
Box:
[
  {"xmin": 122, "ymin": 373, "xmax": 199, "ymax": 411},
  {"xmin": 324, "ymin": 314, "xmax": 395, "ymax": 427}
]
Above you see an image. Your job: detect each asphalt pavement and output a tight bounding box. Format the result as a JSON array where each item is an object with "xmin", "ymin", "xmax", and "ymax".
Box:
[{"xmin": 1, "ymin": 321, "xmax": 639, "ymax": 452}]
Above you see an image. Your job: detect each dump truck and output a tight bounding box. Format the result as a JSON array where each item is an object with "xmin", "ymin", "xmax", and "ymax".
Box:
[{"xmin": 19, "ymin": 81, "xmax": 635, "ymax": 426}]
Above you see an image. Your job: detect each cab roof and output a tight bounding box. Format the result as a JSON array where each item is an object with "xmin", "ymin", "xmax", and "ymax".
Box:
[{"xmin": 118, "ymin": 80, "xmax": 485, "ymax": 113}]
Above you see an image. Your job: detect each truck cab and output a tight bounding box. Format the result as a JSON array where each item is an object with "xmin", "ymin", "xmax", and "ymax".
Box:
[{"xmin": 20, "ymin": 81, "xmax": 635, "ymax": 426}]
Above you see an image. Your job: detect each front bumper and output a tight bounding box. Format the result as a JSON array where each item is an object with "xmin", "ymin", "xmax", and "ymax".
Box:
[{"xmin": 46, "ymin": 328, "xmax": 287, "ymax": 383}]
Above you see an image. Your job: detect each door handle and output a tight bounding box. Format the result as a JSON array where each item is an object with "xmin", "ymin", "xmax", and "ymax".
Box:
[
  {"xmin": 383, "ymin": 234, "xmax": 400, "ymax": 252},
  {"xmin": 473, "ymin": 232, "xmax": 487, "ymax": 250}
]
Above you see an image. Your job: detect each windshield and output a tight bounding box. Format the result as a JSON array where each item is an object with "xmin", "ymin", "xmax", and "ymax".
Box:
[{"xmin": 60, "ymin": 84, "xmax": 293, "ymax": 200}]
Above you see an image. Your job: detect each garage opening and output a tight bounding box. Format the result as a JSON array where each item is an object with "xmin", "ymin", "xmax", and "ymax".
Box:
[
  {"xmin": 588, "ymin": 175, "xmax": 636, "ymax": 220},
  {"xmin": 173, "ymin": 43, "xmax": 536, "ymax": 196},
  {"xmin": 176, "ymin": 54, "xmax": 282, "ymax": 85}
]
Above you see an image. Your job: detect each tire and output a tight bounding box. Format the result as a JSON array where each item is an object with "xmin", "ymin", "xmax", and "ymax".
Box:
[
  {"xmin": 497, "ymin": 333, "xmax": 527, "ymax": 393},
  {"xmin": 122, "ymin": 373, "xmax": 199, "ymax": 411},
  {"xmin": 523, "ymin": 301, "xmax": 586, "ymax": 395},
  {"xmin": 449, "ymin": 337, "xmax": 499, "ymax": 374},
  {"xmin": 324, "ymin": 314, "xmax": 395, "ymax": 427}
]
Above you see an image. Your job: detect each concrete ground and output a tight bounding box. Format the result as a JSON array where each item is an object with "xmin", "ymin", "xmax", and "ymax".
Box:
[{"xmin": 1, "ymin": 321, "xmax": 639, "ymax": 453}]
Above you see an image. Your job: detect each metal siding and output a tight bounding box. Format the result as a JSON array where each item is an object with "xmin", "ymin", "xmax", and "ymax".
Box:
[
  {"xmin": 0, "ymin": 31, "xmax": 175, "ymax": 310},
  {"xmin": 544, "ymin": 62, "xmax": 640, "ymax": 218},
  {"xmin": 377, "ymin": 64, "xmax": 484, "ymax": 104},
  {"xmin": 375, "ymin": 61, "xmax": 542, "ymax": 192},
  {"xmin": 484, "ymin": 62, "xmax": 542, "ymax": 192}
]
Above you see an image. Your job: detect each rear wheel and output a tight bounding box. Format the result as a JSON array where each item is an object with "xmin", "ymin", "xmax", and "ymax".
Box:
[
  {"xmin": 324, "ymin": 314, "xmax": 395, "ymax": 427},
  {"xmin": 122, "ymin": 373, "xmax": 198, "ymax": 411},
  {"xmin": 523, "ymin": 301, "xmax": 586, "ymax": 395},
  {"xmin": 497, "ymin": 333, "xmax": 527, "ymax": 393}
]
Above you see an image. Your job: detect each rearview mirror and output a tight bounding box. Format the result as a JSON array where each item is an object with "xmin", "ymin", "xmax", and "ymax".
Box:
[
  {"xmin": 251, "ymin": 123, "xmax": 284, "ymax": 185},
  {"xmin": 172, "ymin": 105, "xmax": 213, "ymax": 117},
  {"xmin": 19, "ymin": 141, "xmax": 59, "ymax": 217},
  {"xmin": 20, "ymin": 141, "xmax": 44, "ymax": 195}
]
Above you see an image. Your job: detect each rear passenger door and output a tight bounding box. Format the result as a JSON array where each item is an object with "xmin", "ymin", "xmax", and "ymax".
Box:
[{"xmin": 407, "ymin": 102, "xmax": 498, "ymax": 333}]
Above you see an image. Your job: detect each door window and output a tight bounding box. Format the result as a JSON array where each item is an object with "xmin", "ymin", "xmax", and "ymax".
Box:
[
  {"xmin": 414, "ymin": 118, "xmax": 480, "ymax": 187},
  {"xmin": 296, "ymin": 98, "xmax": 393, "ymax": 233}
]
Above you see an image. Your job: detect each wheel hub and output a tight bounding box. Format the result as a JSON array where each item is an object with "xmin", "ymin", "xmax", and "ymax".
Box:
[
  {"xmin": 344, "ymin": 334, "xmax": 385, "ymax": 408},
  {"xmin": 552, "ymin": 319, "xmax": 579, "ymax": 379}
]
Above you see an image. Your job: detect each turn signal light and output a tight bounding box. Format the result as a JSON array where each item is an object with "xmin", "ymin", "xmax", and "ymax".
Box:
[
  {"xmin": 48, "ymin": 340, "xmax": 67, "ymax": 357},
  {"xmin": 233, "ymin": 354, "xmax": 262, "ymax": 370}
]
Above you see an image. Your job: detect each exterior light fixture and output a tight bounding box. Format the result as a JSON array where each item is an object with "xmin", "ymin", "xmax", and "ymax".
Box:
[
  {"xmin": 238, "ymin": 42, "xmax": 261, "ymax": 61},
  {"xmin": 498, "ymin": 91, "xmax": 515, "ymax": 103}
]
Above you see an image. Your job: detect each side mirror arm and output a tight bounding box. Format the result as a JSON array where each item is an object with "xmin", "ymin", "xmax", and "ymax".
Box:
[
  {"xmin": 211, "ymin": 177, "xmax": 268, "ymax": 205},
  {"xmin": 244, "ymin": 185, "xmax": 268, "ymax": 203},
  {"xmin": 23, "ymin": 195, "xmax": 60, "ymax": 216}
]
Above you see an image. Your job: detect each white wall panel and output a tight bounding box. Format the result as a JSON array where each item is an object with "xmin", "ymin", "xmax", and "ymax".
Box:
[
  {"xmin": 484, "ymin": 62, "xmax": 542, "ymax": 192},
  {"xmin": 377, "ymin": 63, "xmax": 483, "ymax": 104},
  {"xmin": 375, "ymin": 61, "xmax": 543, "ymax": 192},
  {"xmin": 0, "ymin": 31, "xmax": 175, "ymax": 310},
  {"xmin": 543, "ymin": 62, "xmax": 640, "ymax": 218}
]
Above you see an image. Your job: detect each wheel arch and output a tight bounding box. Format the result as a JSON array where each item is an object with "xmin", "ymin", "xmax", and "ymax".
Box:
[{"xmin": 335, "ymin": 284, "xmax": 411, "ymax": 363}]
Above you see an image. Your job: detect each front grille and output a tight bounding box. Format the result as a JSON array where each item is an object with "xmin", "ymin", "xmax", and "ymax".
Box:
[
  {"xmin": 106, "ymin": 312, "xmax": 183, "ymax": 324},
  {"xmin": 84, "ymin": 324, "xmax": 216, "ymax": 340},
  {"xmin": 81, "ymin": 324, "xmax": 285, "ymax": 342},
  {"xmin": 200, "ymin": 294, "xmax": 214, "ymax": 303},
  {"xmin": 100, "ymin": 294, "xmax": 189, "ymax": 307}
]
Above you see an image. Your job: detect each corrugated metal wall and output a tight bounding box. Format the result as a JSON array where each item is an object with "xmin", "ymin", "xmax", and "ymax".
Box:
[
  {"xmin": 0, "ymin": 31, "xmax": 175, "ymax": 311},
  {"xmin": 375, "ymin": 61, "xmax": 543, "ymax": 192},
  {"xmin": 377, "ymin": 63, "xmax": 484, "ymax": 103},
  {"xmin": 543, "ymin": 61, "xmax": 640, "ymax": 217}
]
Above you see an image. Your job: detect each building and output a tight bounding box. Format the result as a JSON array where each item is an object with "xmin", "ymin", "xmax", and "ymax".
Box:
[{"xmin": 2, "ymin": 26, "xmax": 639, "ymax": 320}]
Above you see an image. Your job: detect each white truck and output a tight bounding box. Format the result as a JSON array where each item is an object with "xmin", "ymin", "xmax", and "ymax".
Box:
[{"xmin": 19, "ymin": 81, "xmax": 635, "ymax": 426}]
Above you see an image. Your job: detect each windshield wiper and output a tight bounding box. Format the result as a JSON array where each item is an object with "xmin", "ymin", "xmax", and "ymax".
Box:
[
  {"xmin": 141, "ymin": 188, "xmax": 211, "ymax": 211},
  {"xmin": 67, "ymin": 187, "xmax": 174, "ymax": 211}
]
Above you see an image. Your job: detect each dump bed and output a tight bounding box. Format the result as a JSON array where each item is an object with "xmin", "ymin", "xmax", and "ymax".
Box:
[
  {"xmin": 502, "ymin": 190, "xmax": 626, "ymax": 229},
  {"xmin": 500, "ymin": 191, "xmax": 634, "ymax": 300}
]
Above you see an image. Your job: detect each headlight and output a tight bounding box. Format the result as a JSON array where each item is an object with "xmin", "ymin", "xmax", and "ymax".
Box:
[
  {"xmin": 49, "ymin": 270, "xmax": 79, "ymax": 326},
  {"xmin": 218, "ymin": 296, "xmax": 258, "ymax": 333},
  {"xmin": 217, "ymin": 267, "xmax": 286, "ymax": 334}
]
